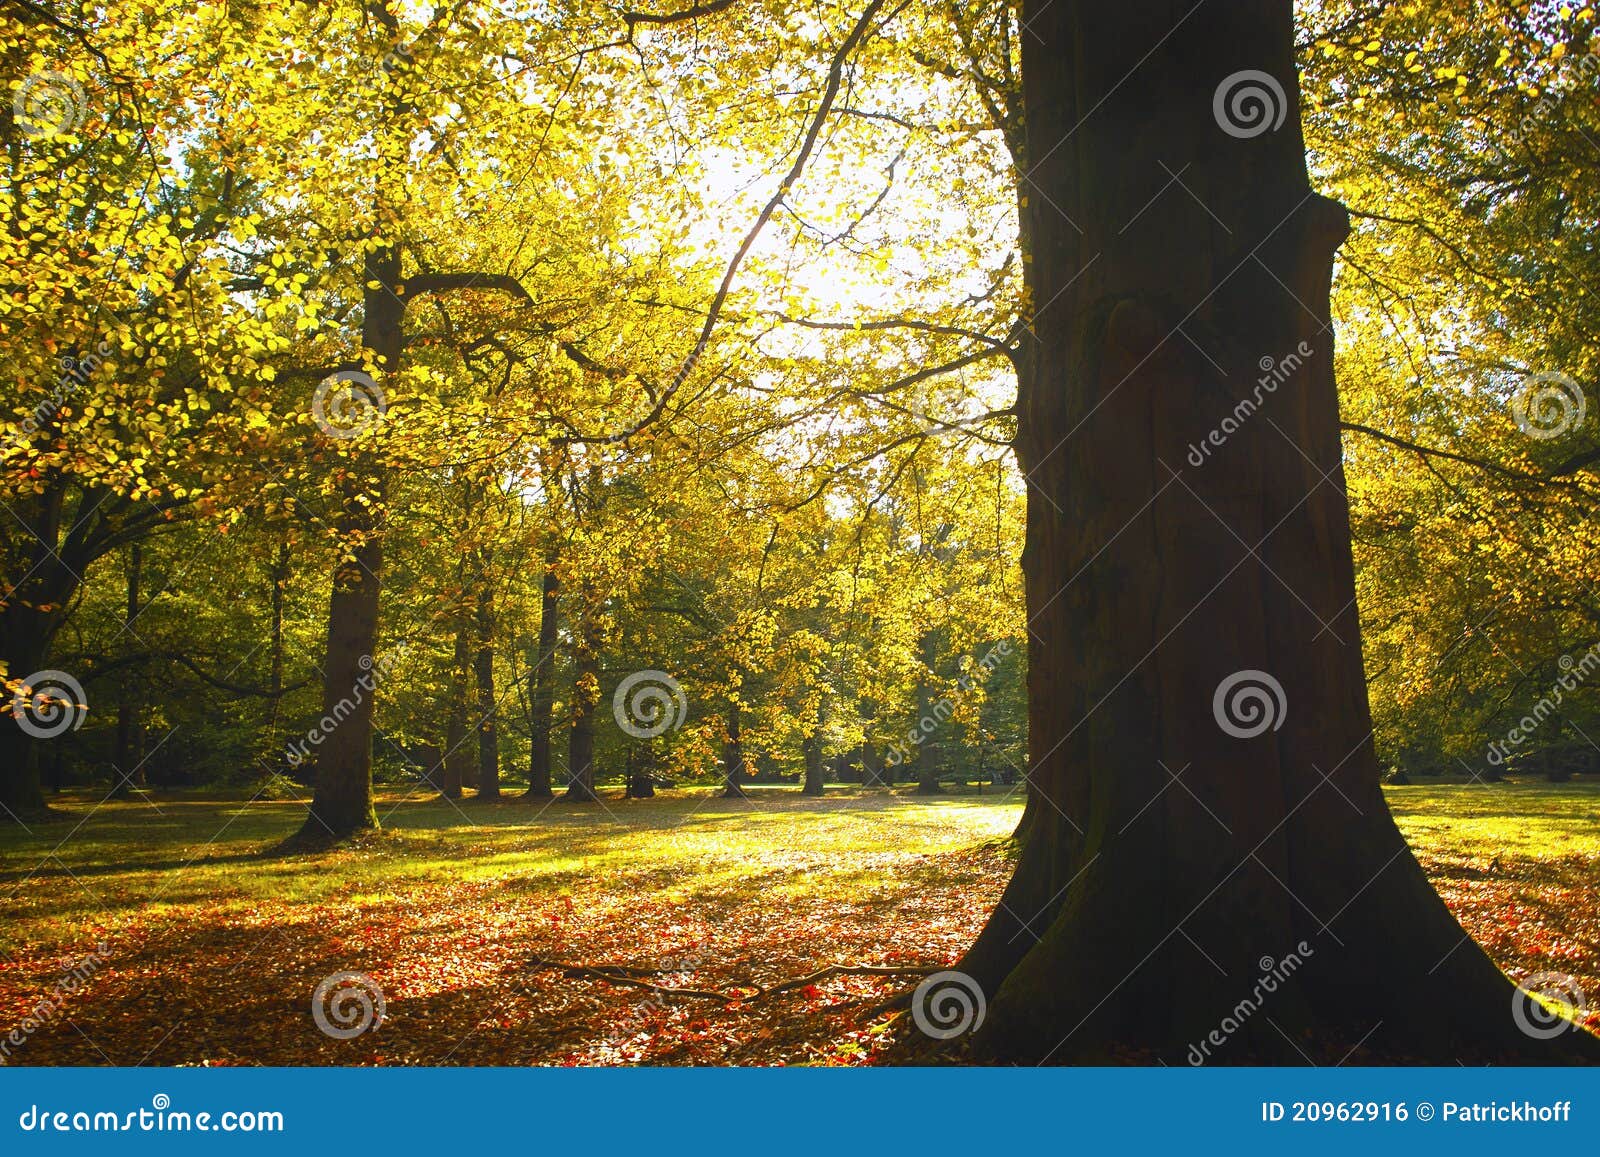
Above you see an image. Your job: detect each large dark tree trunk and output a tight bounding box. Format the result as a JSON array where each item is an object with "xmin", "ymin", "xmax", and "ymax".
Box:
[
  {"xmin": 0, "ymin": 620, "xmax": 53, "ymax": 818},
  {"xmin": 111, "ymin": 544, "xmax": 143, "ymax": 798},
  {"xmin": 523, "ymin": 552, "xmax": 559, "ymax": 799},
  {"xmin": 0, "ymin": 491, "xmax": 74, "ymax": 820},
  {"xmin": 956, "ymin": 0, "xmax": 1600, "ymax": 1064},
  {"xmin": 293, "ymin": 246, "xmax": 399, "ymax": 844},
  {"xmin": 472, "ymin": 578, "xmax": 500, "ymax": 799},
  {"xmin": 562, "ymin": 601, "xmax": 601, "ymax": 803}
]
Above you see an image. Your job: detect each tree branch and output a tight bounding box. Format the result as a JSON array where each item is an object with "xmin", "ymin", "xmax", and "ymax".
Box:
[
  {"xmin": 622, "ymin": 0, "xmax": 739, "ymax": 27},
  {"xmin": 557, "ymin": 0, "xmax": 899, "ymax": 446}
]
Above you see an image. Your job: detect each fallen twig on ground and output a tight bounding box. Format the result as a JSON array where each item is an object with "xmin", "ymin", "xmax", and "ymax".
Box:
[{"xmin": 524, "ymin": 956, "xmax": 940, "ymax": 1004}]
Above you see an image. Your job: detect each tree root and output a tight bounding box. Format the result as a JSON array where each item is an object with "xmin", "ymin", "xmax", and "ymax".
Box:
[{"xmin": 524, "ymin": 956, "xmax": 940, "ymax": 1004}]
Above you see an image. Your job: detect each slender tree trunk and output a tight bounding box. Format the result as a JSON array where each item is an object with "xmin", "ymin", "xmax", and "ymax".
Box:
[
  {"xmin": 861, "ymin": 740, "xmax": 884, "ymax": 789},
  {"xmin": 626, "ymin": 744, "xmax": 656, "ymax": 799},
  {"xmin": 913, "ymin": 632, "xmax": 943, "ymax": 795},
  {"xmin": 955, "ymin": 0, "xmax": 1600, "ymax": 1063},
  {"xmin": 523, "ymin": 552, "xmax": 558, "ymax": 799},
  {"xmin": 442, "ymin": 621, "xmax": 471, "ymax": 800},
  {"xmin": 263, "ymin": 539, "xmax": 289, "ymax": 763},
  {"xmin": 472, "ymin": 579, "xmax": 500, "ymax": 799},
  {"xmin": 721, "ymin": 703, "xmax": 747, "ymax": 798},
  {"xmin": 563, "ymin": 600, "xmax": 601, "ymax": 802},
  {"xmin": 111, "ymin": 544, "xmax": 143, "ymax": 798},
  {"xmin": 294, "ymin": 246, "xmax": 399, "ymax": 844}
]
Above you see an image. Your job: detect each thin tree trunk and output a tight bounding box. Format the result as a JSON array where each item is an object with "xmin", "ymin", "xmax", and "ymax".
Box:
[
  {"xmin": 294, "ymin": 246, "xmax": 398, "ymax": 844},
  {"xmin": 563, "ymin": 599, "xmax": 601, "ymax": 802},
  {"xmin": 721, "ymin": 703, "xmax": 747, "ymax": 798},
  {"xmin": 473, "ymin": 578, "xmax": 500, "ymax": 799},
  {"xmin": 801, "ymin": 735, "xmax": 825, "ymax": 797},
  {"xmin": 913, "ymin": 631, "xmax": 942, "ymax": 795},
  {"xmin": 523, "ymin": 552, "xmax": 558, "ymax": 799},
  {"xmin": 111, "ymin": 544, "xmax": 143, "ymax": 798},
  {"xmin": 442, "ymin": 621, "xmax": 471, "ymax": 800},
  {"xmin": 625, "ymin": 744, "xmax": 656, "ymax": 799},
  {"xmin": 957, "ymin": 0, "xmax": 1600, "ymax": 1063},
  {"xmin": 861, "ymin": 740, "xmax": 884, "ymax": 789},
  {"xmin": 263, "ymin": 539, "xmax": 289, "ymax": 763}
]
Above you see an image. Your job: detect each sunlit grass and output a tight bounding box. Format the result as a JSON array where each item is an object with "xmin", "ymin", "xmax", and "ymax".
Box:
[
  {"xmin": 1386, "ymin": 779, "xmax": 1600, "ymax": 858},
  {"xmin": 1, "ymin": 777, "xmax": 1595, "ymax": 1065},
  {"xmin": 0, "ymin": 786, "xmax": 1026, "ymax": 945}
]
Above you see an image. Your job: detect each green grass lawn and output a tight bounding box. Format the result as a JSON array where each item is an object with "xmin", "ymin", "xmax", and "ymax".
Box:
[{"xmin": 0, "ymin": 778, "xmax": 1595, "ymax": 1064}]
